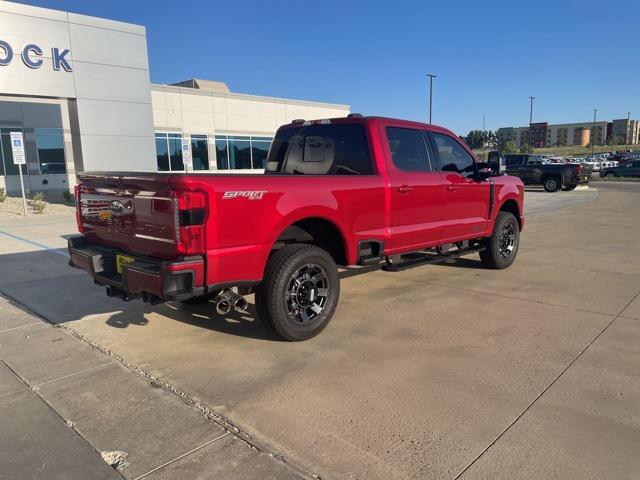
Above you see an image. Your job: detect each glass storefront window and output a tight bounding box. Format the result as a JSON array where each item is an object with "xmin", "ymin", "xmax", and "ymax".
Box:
[
  {"xmin": 155, "ymin": 132, "xmax": 183, "ymax": 172},
  {"xmin": 228, "ymin": 137, "xmax": 251, "ymax": 169},
  {"xmin": 215, "ymin": 136, "xmax": 229, "ymax": 170},
  {"xmin": 251, "ymin": 140, "xmax": 271, "ymax": 169},
  {"xmin": 213, "ymin": 135, "xmax": 272, "ymax": 170},
  {"xmin": 191, "ymin": 134, "xmax": 209, "ymax": 170},
  {"xmin": 1, "ymin": 128, "xmax": 27, "ymax": 176},
  {"xmin": 155, "ymin": 134, "xmax": 169, "ymax": 171},
  {"xmin": 36, "ymin": 128, "xmax": 66, "ymax": 174},
  {"xmin": 168, "ymin": 134, "xmax": 183, "ymax": 171}
]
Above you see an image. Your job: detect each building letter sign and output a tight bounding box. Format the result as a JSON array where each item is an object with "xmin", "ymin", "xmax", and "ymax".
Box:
[{"xmin": 0, "ymin": 40, "xmax": 72, "ymax": 72}]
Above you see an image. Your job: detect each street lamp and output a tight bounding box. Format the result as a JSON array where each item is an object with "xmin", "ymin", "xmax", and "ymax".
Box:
[
  {"xmin": 625, "ymin": 111, "xmax": 631, "ymax": 152},
  {"xmin": 529, "ymin": 96, "xmax": 535, "ymax": 148},
  {"xmin": 427, "ymin": 74, "xmax": 436, "ymax": 124},
  {"xmin": 592, "ymin": 109, "xmax": 597, "ymax": 156}
]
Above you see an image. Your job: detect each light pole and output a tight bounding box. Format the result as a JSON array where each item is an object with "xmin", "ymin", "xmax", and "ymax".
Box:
[
  {"xmin": 592, "ymin": 108, "xmax": 597, "ymax": 157},
  {"xmin": 483, "ymin": 114, "xmax": 486, "ymax": 160},
  {"xmin": 625, "ymin": 111, "xmax": 631, "ymax": 152},
  {"xmin": 427, "ymin": 74, "xmax": 436, "ymax": 124},
  {"xmin": 528, "ymin": 96, "xmax": 535, "ymax": 149}
]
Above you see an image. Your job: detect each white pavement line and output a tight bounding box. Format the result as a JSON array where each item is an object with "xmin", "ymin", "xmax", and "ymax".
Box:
[
  {"xmin": 134, "ymin": 432, "xmax": 231, "ymax": 480},
  {"xmin": 0, "ymin": 321, "xmax": 45, "ymax": 334},
  {"xmin": 0, "ymin": 228, "xmax": 69, "ymax": 257},
  {"xmin": 32, "ymin": 361, "xmax": 116, "ymax": 389},
  {"xmin": 453, "ymin": 288, "xmax": 640, "ymax": 479}
]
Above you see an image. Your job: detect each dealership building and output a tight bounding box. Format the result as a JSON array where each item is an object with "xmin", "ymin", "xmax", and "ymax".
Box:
[{"xmin": 0, "ymin": 2, "xmax": 349, "ymax": 194}]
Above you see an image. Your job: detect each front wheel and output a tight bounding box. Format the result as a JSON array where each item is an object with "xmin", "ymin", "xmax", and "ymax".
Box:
[
  {"xmin": 255, "ymin": 244, "xmax": 340, "ymax": 341},
  {"xmin": 480, "ymin": 211, "xmax": 520, "ymax": 269}
]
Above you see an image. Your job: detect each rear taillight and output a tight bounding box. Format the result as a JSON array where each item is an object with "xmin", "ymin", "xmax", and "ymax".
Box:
[
  {"xmin": 74, "ymin": 184, "xmax": 84, "ymax": 233},
  {"xmin": 575, "ymin": 164, "xmax": 583, "ymax": 174},
  {"xmin": 173, "ymin": 190, "xmax": 207, "ymax": 256}
]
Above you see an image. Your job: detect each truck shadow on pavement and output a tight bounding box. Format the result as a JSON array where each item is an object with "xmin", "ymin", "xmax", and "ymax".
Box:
[{"xmin": 105, "ymin": 301, "xmax": 282, "ymax": 341}]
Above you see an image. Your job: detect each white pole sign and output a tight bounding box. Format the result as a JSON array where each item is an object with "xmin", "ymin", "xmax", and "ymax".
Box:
[
  {"xmin": 10, "ymin": 131, "xmax": 28, "ymax": 216},
  {"xmin": 181, "ymin": 138, "xmax": 192, "ymax": 171}
]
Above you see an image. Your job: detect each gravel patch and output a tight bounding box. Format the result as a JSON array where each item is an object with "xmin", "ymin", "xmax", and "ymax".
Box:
[{"xmin": 0, "ymin": 195, "xmax": 75, "ymax": 219}]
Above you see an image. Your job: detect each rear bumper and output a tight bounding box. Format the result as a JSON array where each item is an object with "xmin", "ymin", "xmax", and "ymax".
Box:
[
  {"xmin": 569, "ymin": 175, "xmax": 590, "ymax": 185},
  {"xmin": 67, "ymin": 235, "xmax": 205, "ymax": 303}
]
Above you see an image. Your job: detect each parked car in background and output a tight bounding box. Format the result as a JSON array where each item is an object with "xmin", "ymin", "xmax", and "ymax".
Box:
[
  {"xmin": 600, "ymin": 159, "xmax": 640, "ymax": 178},
  {"xmin": 505, "ymin": 154, "xmax": 591, "ymax": 191}
]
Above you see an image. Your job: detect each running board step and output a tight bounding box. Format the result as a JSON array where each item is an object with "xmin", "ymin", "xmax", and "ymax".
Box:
[
  {"xmin": 357, "ymin": 254, "xmax": 382, "ymax": 266},
  {"xmin": 381, "ymin": 246, "xmax": 485, "ymax": 272}
]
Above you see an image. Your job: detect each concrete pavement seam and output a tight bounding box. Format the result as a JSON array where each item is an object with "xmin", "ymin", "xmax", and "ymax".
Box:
[
  {"xmin": 453, "ymin": 288, "xmax": 640, "ymax": 479},
  {"xmin": 134, "ymin": 432, "xmax": 231, "ymax": 480},
  {"xmin": 32, "ymin": 361, "xmax": 115, "ymax": 389},
  {"xmin": 0, "ymin": 293, "xmax": 316, "ymax": 480},
  {"xmin": 427, "ymin": 280, "xmax": 615, "ymax": 317},
  {"xmin": 0, "ymin": 321, "xmax": 45, "ymax": 334},
  {"xmin": 0, "ymin": 359, "xmax": 126, "ymax": 479}
]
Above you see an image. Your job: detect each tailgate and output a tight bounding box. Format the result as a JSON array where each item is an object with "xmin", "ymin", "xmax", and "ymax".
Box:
[{"xmin": 77, "ymin": 173, "xmax": 177, "ymax": 259}]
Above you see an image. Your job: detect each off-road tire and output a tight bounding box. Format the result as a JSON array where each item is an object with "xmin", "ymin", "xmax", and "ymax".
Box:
[
  {"xmin": 255, "ymin": 244, "xmax": 340, "ymax": 341},
  {"xmin": 543, "ymin": 176, "xmax": 561, "ymax": 192},
  {"xmin": 479, "ymin": 211, "xmax": 520, "ymax": 269}
]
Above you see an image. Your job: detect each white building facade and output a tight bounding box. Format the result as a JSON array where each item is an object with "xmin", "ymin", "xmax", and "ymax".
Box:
[{"xmin": 0, "ymin": 2, "xmax": 349, "ymax": 195}]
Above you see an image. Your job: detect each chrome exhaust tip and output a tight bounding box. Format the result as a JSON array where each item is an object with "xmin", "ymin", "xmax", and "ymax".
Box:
[
  {"xmin": 233, "ymin": 296, "xmax": 248, "ymax": 312},
  {"xmin": 214, "ymin": 297, "xmax": 232, "ymax": 315}
]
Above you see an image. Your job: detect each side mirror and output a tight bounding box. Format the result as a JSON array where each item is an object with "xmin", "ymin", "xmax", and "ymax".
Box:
[{"xmin": 474, "ymin": 162, "xmax": 491, "ymax": 181}]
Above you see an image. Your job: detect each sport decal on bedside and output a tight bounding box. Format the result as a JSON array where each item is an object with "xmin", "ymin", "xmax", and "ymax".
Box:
[{"xmin": 222, "ymin": 191, "xmax": 266, "ymax": 200}]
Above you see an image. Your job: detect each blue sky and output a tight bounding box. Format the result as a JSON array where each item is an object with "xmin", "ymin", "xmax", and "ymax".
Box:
[{"xmin": 20, "ymin": 0, "xmax": 640, "ymax": 135}]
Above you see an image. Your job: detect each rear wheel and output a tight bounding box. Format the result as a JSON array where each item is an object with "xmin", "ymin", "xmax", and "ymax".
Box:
[
  {"xmin": 480, "ymin": 211, "xmax": 520, "ymax": 269},
  {"xmin": 255, "ymin": 244, "xmax": 340, "ymax": 341},
  {"xmin": 543, "ymin": 177, "xmax": 561, "ymax": 192}
]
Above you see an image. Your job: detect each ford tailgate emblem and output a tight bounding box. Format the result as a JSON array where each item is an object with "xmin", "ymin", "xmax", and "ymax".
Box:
[{"xmin": 110, "ymin": 200, "xmax": 131, "ymax": 215}]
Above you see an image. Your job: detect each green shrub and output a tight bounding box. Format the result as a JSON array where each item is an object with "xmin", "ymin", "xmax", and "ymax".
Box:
[
  {"xmin": 0, "ymin": 188, "xmax": 5, "ymax": 203},
  {"xmin": 32, "ymin": 192, "xmax": 46, "ymax": 214}
]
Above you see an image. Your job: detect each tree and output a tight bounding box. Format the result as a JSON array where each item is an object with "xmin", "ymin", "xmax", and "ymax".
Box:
[
  {"xmin": 519, "ymin": 143, "xmax": 533, "ymax": 154},
  {"xmin": 463, "ymin": 130, "xmax": 485, "ymax": 149},
  {"xmin": 463, "ymin": 130, "xmax": 497, "ymax": 150},
  {"xmin": 607, "ymin": 135, "xmax": 624, "ymax": 146},
  {"xmin": 502, "ymin": 141, "xmax": 518, "ymax": 153}
]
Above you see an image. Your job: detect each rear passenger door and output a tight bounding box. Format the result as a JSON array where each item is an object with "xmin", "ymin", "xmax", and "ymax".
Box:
[
  {"xmin": 381, "ymin": 124, "xmax": 445, "ymax": 252},
  {"xmin": 505, "ymin": 155, "xmax": 526, "ymax": 181},
  {"xmin": 429, "ymin": 132, "xmax": 490, "ymax": 241}
]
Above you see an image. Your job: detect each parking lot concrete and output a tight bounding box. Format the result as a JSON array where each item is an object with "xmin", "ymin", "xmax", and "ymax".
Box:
[{"xmin": 1, "ymin": 184, "xmax": 639, "ymax": 479}]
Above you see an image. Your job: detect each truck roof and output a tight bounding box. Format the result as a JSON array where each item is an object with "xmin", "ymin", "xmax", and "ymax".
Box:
[{"xmin": 279, "ymin": 115, "xmax": 459, "ymax": 138}]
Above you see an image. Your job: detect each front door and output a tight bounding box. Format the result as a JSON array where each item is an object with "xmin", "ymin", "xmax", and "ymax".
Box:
[
  {"xmin": 382, "ymin": 124, "xmax": 445, "ymax": 253},
  {"xmin": 428, "ymin": 132, "xmax": 490, "ymax": 241}
]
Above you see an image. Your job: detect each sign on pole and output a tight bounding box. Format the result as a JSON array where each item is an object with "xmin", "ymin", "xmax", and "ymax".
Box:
[
  {"xmin": 181, "ymin": 138, "xmax": 192, "ymax": 172},
  {"xmin": 10, "ymin": 131, "xmax": 28, "ymax": 216}
]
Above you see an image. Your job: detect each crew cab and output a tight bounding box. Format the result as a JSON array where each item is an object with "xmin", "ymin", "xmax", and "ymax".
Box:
[
  {"xmin": 600, "ymin": 158, "xmax": 640, "ymax": 178},
  {"xmin": 69, "ymin": 116, "xmax": 525, "ymax": 341},
  {"xmin": 504, "ymin": 154, "xmax": 590, "ymax": 191}
]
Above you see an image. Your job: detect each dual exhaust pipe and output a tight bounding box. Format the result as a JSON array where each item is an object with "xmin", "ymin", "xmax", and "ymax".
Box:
[{"xmin": 213, "ymin": 290, "xmax": 248, "ymax": 315}]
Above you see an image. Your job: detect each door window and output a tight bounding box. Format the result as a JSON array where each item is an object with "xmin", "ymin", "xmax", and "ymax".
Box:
[
  {"xmin": 385, "ymin": 127, "xmax": 433, "ymax": 172},
  {"xmin": 505, "ymin": 155, "xmax": 525, "ymax": 166},
  {"xmin": 431, "ymin": 133, "xmax": 476, "ymax": 178}
]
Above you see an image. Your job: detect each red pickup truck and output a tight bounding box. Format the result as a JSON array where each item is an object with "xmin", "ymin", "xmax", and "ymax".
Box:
[{"xmin": 69, "ymin": 115, "xmax": 524, "ymax": 340}]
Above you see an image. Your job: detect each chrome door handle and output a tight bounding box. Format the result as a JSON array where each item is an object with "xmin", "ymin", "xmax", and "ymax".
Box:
[{"xmin": 397, "ymin": 185, "xmax": 413, "ymax": 193}]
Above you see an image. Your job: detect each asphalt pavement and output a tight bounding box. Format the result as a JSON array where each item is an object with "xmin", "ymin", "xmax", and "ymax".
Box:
[{"xmin": 1, "ymin": 184, "xmax": 639, "ymax": 479}]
